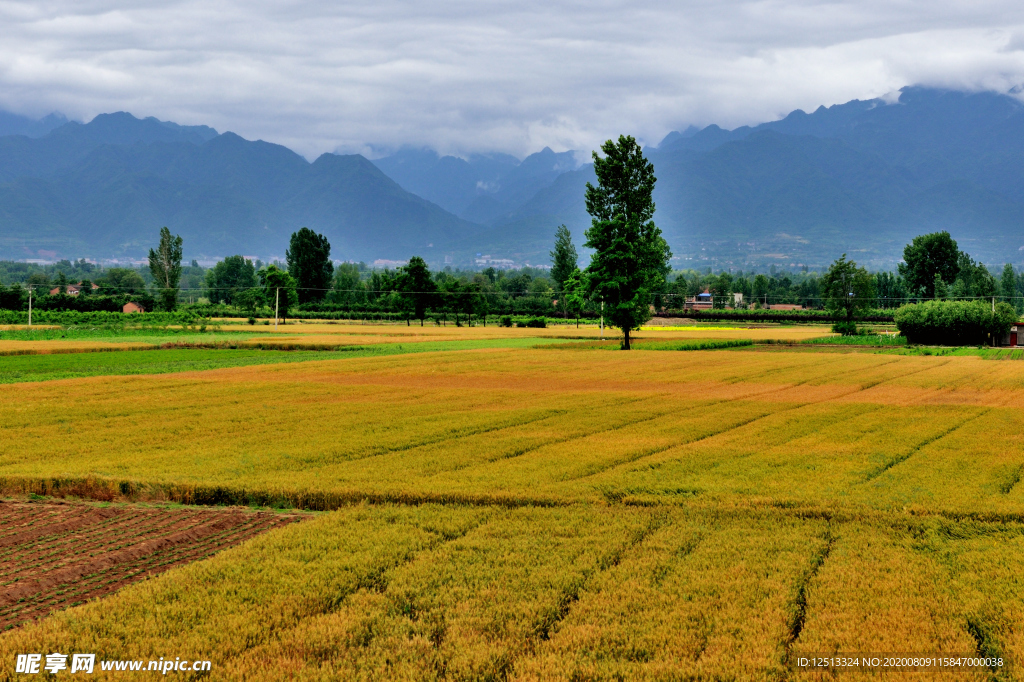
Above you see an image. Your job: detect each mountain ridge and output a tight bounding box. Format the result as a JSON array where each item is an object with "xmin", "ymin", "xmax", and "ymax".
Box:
[
  {"xmin": 0, "ymin": 113, "xmax": 479, "ymax": 262},
  {"xmin": 3, "ymin": 87, "xmax": 1024, "ymax": 269}
]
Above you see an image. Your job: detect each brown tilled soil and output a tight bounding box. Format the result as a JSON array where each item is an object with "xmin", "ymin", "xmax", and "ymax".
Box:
[{"xmin": 0, "ymin": 499, "xmax": 304, "ymax": 632}]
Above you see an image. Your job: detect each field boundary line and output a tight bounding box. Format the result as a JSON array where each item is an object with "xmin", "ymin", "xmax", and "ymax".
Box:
[
  {"xmin": 422, "ymin": 396, "xmax": 666, "ymax": 477},
  {"xmin": 567, "ymin": 403, "xmax": 791, "ymax": 484},
  {"xmin": 559, "ymin": 382, "xmax": 848, "ymax": 483},
  {"xmin": 998, "ymin": 464, "xmax": 1023, "ymax": 495},
  {"xmin": 510, "ymin": 510, "xmax": 672, "ymax": 676},
  {"xmin": 335, "ymin": 407, "xmax": 575, "ymax": 464},
  {"xmin": 369, "ymin": 393, "xmax": 663, "ymax": 468},
  {"xmin": 783, "ymin": 525, "xmax": 836, "ymax": 675},
  {"xmin": 862, "ymin": 408, "xmax": 992, "ymax": 482},
  {"xmin": 493, "ymin": 402, "xmax": 675, "ymax": 464},
  {"xmin": 965, "ymin": 615, "xmax": 1008, "ymax": 681},
  {"xmin": 854, "ymin": 357, "xmax": 952, "ymax": 392},
  {"xmin": 603, "ymin": 384, "xmax": 885, "ymax": 482},
  {"xmin": 0, "ymin": 476, "xmax": 571, "ymax": 511}
]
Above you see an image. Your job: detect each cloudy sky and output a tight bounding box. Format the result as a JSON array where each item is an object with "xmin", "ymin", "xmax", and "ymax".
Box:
[{"xmin": 2, "ymin": 0, "xmax": 1024, "ymax": 159}]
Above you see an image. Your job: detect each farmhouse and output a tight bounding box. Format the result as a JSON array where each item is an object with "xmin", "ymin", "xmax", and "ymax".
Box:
[
  {"xmin": 683, "ymin": 290, "xmax": 714, "ymax": 310},
  {"xmin": 123, "ymin": 302, "xmax": 146, "ymax": 314},
  {"xmin": 48, "ymin": 282, "xmax": 100, "ymax": 296}
]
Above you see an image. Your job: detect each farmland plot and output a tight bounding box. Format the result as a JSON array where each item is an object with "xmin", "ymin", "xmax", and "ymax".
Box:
[
  {"xmin": 4, "ymin": 348, "xmax": 1024, "ymax": 513},
  {"xmin": 1, "ymin": 332, "xmax": 1023, "ymax": 680},
  {"xmin": 0, "ymin": 501, "xmax": 300, "ymax": 632},
  {"xmin": 2, "ymin": 505, "xmax": 1020, "ymax": 680}
]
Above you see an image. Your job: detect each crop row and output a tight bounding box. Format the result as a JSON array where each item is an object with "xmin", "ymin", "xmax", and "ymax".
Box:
[
  {"xmin": 1, "ymin": 511, "xmax": 279, "ymax": 582},
  {"xmin": 0, "ymin": 505, "xmax": 93, "ymax": 540},
  {"xmin": 0, "ymin": 510, "xmax": 213, "ymax": 580}
]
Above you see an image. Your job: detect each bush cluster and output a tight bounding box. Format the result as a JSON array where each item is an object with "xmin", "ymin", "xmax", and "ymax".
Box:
[
  {"xmin": 667, "ymin": 309, "xmax": 895, "ymax": 323},
  {"xmin": 894, "ymin": 300, "xmax": 1018, "ymax": 345}
]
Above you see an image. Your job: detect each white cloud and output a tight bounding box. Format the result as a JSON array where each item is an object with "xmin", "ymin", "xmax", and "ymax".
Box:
[{"xmin": 1, "ymin": 0, "xmax": 1024, "ymax": 158}]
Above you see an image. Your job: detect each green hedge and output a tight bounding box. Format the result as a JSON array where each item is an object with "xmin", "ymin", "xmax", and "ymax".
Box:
[
  {"xmin": 0, "ymin": 309, "xmax": 202, "ymax": 326},
  {"xmin": 660, "ymin": 309, "xmax": 895, "ymax": 323},
  {"xmin": 893, "ymin": 300, "xmax": 1018, "ymax": 345}
]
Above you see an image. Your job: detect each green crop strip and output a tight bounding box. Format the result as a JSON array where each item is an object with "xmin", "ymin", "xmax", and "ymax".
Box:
[{"xmin": 0, "ymin": 337, "xmax": 570, "ymax": 384}]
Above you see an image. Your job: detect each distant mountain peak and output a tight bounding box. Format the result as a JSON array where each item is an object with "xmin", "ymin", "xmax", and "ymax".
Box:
[
  {"xmin": 0, "ymin": 109, "xmax": 69, "ymax": 138},
  {"xmin": 61, "ymin": 111, "xmax": 219, "ymax": 146}
]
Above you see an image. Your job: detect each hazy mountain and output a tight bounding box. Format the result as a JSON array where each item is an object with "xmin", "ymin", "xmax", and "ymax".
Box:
[
  {"xmin": 5, "ymin": 87, "xmax": 1024, "ymax": 268},
  {"xmin": 0, "ymin": 113, "xmax": 478, "ymax": 261},
  {"xmin": 0, "ymin": 110, "xmax": 69, "ymax": 139},
  {"xmin": 372, "ymin": 146, "xmax": 579, "ymax": 226},
  {"xmin": 446, "ymin": 87, "xmax": 1024, "ymax": 269}
]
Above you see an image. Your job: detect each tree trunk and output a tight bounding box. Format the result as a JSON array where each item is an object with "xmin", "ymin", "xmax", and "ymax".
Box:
[{"xmin": 622, "ymin": 327, "xmax": 631, "ymax": 350}]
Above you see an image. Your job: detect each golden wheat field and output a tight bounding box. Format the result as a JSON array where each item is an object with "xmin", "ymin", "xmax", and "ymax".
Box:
[
  {"xmin": 0, "ymin": 325, "xmax": 1021, "ymax": 680},
  {"xmin": 0, "ymin": 320, "xmax": 833, "ymax": 355}
]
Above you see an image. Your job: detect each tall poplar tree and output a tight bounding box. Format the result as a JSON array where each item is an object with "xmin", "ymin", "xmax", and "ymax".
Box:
[
  {"xmin": 549, "ymin": 225, "xmax": 578, "ymax": 291},
  {"xmin": 583, "ymin": 135, "xmax": 671, "ymax": 350},
  {"xmin": 148, "ymin": 227, "xmax": 183, "ymax": 311}
]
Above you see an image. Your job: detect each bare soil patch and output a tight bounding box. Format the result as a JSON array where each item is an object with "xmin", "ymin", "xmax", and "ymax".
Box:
[{"xmin": 0, "ymin": 500, "xmax": 302, "ymax": 632}]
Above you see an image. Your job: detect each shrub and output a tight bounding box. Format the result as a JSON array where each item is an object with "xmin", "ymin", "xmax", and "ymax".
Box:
[
  {"xmin": 526, "ymin": 317, "xmax": 547, "ymax": 328},
  {"xmin": 894, "ymin": 300, "xmax": 1018, "ymax": 345},
  {"xmin": 831, "ymin": 320, "xmax": 858, "ymax": 336},
  {"xmin": 247, "ymin": 317, "xmax": 256, "ymax": 325},
  {"xmin": 499, "ymin": 315, "xmax": 513, "ymax": 327}
]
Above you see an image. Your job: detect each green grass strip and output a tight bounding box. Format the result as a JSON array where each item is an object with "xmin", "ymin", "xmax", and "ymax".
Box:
[
  {"xmin": 0, "ymin": 337, "xmax": 568, "ymax": 384},
  {"xmin": 798, "ymin": 335, "xmax": 907, "ymax": 346},
  {"xmin": 877, "ymin": 346, "xmax": 1024, "ymax": 359},
  {"xmin": 0, "ymin": 326, "xmax": 263, "ymax": 345}
]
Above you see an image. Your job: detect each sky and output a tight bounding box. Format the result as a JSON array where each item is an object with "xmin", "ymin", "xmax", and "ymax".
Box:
[{"xmin": 2, "ymin": 1, "xmax": 1024, "ymax": 159}]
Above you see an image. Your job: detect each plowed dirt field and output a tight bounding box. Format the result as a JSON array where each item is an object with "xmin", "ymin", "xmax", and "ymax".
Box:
[{"xmin": 0, "ymin": 501, "xmax": 302, "ymax": 632}]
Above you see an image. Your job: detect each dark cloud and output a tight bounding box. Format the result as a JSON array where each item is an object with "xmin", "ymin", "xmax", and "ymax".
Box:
[{"xmin": 2, "ymin": 0, "xmax": 1024, "ymax": 158}]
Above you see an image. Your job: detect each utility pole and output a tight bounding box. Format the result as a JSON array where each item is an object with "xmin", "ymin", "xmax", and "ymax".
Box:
[
  {"xmin": 27, "ymin": 287, "xmax": 32, "ymax": 327},
  {"xmin": 275, "ymin": 288, "xmax": 280, "ymax": 329},
  {"xmin": 600, "ymin": 300, "xmax": 604, "ymax": 339}
]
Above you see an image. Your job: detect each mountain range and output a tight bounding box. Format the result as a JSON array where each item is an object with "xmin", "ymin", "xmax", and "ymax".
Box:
[
  {"xmin": 0, "ymin": 113, "xmax": 478, "ymax": 262},
  {"xmin": 2, "ymin": 86, "xmax": 1024, "ymax": 268}
]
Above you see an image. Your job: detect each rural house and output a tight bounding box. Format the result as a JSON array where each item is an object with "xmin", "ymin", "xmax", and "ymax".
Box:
[
  {"xmin": 683, "ymin": 290, "xmax": 714, "ymax": 310},
  {"xmin": 48, "ymin": 282, "xmax": 100, "ymax": 296}
]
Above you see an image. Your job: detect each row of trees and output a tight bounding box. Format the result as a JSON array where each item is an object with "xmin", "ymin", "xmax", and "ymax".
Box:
[
  {"xmin": 143, "ymin": 226, "xmax": 331, "ymax": 317},
  {"xmin": 662, "ymin": 232, "xmax": 1024, "ymax": 314}
]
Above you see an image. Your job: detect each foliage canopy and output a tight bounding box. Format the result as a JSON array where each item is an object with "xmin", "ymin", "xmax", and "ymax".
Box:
[
  {"xmin": 821, "ymin": 254, "xmax": 875, "ymax": 327},
  {"xmin": 148, "ymin": 227, "xmax": 183, "ymax": 311},
  {"xmin": 584, "ymin": 135, "xmax": 671, "ymax": 349},
  {"xmin": 898, "ymin": 231, "xmax": 960, "ymax": 298},
  {"xmin": 894, "ymin": 299, "xmax": 1018, "ymax": 345},
  {"xmin": 286, "ymin": 228, "xmax": 333, "ymax": 304}
]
